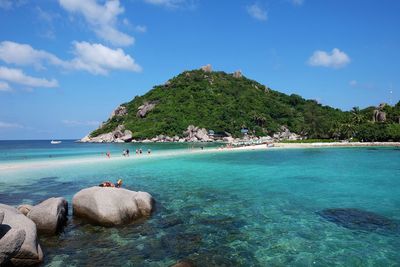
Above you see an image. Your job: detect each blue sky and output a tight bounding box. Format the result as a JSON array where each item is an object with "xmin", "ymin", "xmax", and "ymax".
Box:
[{"xmin": 0, "ymin": 0, "xmax": 399, "ymax": 139}]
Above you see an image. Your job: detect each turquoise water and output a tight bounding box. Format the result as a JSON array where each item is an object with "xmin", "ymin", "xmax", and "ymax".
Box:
[{"xmin": 0, "ymin": 141, "xmax": 400, "ymax": 266}]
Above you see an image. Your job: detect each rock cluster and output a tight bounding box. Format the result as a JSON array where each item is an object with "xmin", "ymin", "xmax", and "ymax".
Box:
[
  {"xmin": 183, "ymin": 125, "xmax": 211, "ymax": 142},
  {"xmin": 1, "ymin": 186, "xmax": 155, "ymax": 265},
  {"xmin": 80, "ymin": 125, "xmax": 133, "ymax": 143},
  {"xmin": 200, "ymin": 64, "xmax": 212, "ymax": 73},
  {"xmin": 137, "ymin": 101, "xmax": 157, "ymax": 118},
  {"xmin": 73, "ymin": 187, "xmax": 154, "ymax": 226},
  {"xmin": 272, "ymin": 126, "xmax": 302, "ymax": 141}
]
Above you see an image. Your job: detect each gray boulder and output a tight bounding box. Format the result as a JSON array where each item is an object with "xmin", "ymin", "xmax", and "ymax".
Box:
[
  {"xmin": 120, "ymin": 130, "xmax": 133, "ymax": 142},
  {"xmin": 109, "ymin": 105, "xmax": 127, "ymax": 120},
  {"xmin": 0, "ymin": 213, "xmax": 26, "ymax": 266},
  {"xmin": 233, "ymin": 70, "xmax": 242, "ymax": 78},
  {"xmin": 27, "ymin": 197, "xmax": 68, "ymax": 235},
  {"xmin": 373, "ymin": 110, "xmax": 386, "ymax": 122},
  {"xmin": 73, "ymin": 187, "xmax": 154, "ymax": 226},
  {"xmin": 195, "ymin": 128, "xmax": 210, "ymax": 142},
  {"xmin": 137, "ymin": 102, "xmax": 157, "ymax": 118},
  {"xmin": 200, "ymin": 64, "xmax": 212, "ymax": 73},
  {"xmin": 0, "ymin": 204, "xmax": 43, "ymax": 266}
]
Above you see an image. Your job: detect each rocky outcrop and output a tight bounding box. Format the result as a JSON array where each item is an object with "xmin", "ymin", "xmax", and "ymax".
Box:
[
  {"xmin": 183, "ymin": 125, "xmax": 211, "ymax": 142},
  {"xmin": 372, "ymin": 103, "xmax": 387, "ymax": 122},
  {"xmin": 373, "ymin": 110, "xmax": 386, "ymax": 122},
  {"xmin": 80, "ymin": 125, "xmax": 133, "ymax": 143},
  {"xmin": 0, "ymin": 211, "xmax": 26, "ymax": 266},
  {"xmin": 232, "ymin": 70, "xmax": 242, "ymax": 78},
  {"xmin": 200, "ymin": 64, "xmax": 212, "ymax": 73},
  {"xmin": 137, "ymin": 101, "xmax": 157, "ymax": 118},
  {"xmin": 109, "ymin": 105, "xmax": 127, "ymax": 120},
  {"xmin": 73, "ymin": 187, "xmax": 154, "ymax": 226},
  {"xmin": 273, "ymin": 126, "xmax": 302, "ymax": 141},
  {"xmin": 26, "ymin": 197, "xmax": 68, "ymax": 235},
  {"xmin": 0, "ymin": 204, "xmax": 43, "ymax": 266}
]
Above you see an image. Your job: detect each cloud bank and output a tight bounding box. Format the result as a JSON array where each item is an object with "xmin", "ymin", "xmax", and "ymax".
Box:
[
  {"xmin": 0, "ymin": 66, "xmax": 58, "ymax": 88},
  {"xmin": 0, "ymin": 41, "xmax": 141, "ymax": 75}
]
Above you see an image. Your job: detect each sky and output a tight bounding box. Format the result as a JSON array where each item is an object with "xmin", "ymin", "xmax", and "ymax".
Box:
[{"xmin": 0, "ymin": 0, "xmax": 399, "ymax": 140}]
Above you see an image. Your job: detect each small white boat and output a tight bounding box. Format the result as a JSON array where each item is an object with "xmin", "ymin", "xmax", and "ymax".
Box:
[{"xmin": 51, "ymin": 140, "xmax": 62, "ymax": 144}]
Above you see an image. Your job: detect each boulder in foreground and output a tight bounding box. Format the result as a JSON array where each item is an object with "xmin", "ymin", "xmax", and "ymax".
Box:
[
  {"xmin": 0, "ymin": 204, "xmax": 43, "ymax": 266},
  {"xmin": 73, "ymin": 187, "xmax": 154, "ymax": 226},
  {"xmin": 27, "ymin": 197, "xmax": 68, "ymax": 235}
]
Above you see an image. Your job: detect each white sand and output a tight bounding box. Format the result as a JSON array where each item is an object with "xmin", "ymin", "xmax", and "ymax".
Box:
[{"xmin": 0, "ymin": 142, "xmax": 399, "ymax": 172}]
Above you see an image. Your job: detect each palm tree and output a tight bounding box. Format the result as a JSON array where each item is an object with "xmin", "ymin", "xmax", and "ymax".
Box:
[{"xmin": 351, "ymin": 106, "xmax": 363, "ymax": 125}]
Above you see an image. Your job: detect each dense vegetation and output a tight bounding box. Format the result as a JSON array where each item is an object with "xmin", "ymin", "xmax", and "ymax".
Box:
[{"xmin": 91, "ymin": 69, "xmax": 400, "ymax": 141}]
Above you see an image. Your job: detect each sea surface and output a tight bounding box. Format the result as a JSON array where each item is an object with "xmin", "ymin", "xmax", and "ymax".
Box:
[{"xmin": 0, "ymin": 140, "xmax": 400, "ymax": 266}]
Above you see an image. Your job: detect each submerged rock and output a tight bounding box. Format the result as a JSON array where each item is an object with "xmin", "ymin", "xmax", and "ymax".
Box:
[
  {"xmin": 0, "ymin": 204, "xmax": 43, "ymax": 266},
  {"xmin": 317, "ymin": 208, "xmax": 398, "ymax": 232},
  {"xmin": 27, "ymin": 197, "xmax": 68, "ymax": 235},
  {"xmin": 73, "ymin": 187, "xmax": 154, "ymax": 226},
  {"xmin": 172, "ymin": 259, "xmax": 196, "ymax": 267}
]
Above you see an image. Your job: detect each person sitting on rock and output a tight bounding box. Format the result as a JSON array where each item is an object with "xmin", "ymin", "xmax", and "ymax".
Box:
[
  {"xmin": 99, "ymin": 181, "xmax": 114, "ymax": 187},
  {"xmin": 99, "ymin": 179, "xmax": 122, "ymax": 188}
]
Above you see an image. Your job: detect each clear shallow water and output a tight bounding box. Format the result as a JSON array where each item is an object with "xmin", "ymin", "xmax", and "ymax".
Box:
[{"xmin": 0, "ymin": 142, "xmax": 400, "ymax": 266}]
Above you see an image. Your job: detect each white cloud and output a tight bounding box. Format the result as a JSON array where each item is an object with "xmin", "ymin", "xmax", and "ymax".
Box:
[
  {"xmin": 0, "ymin": 121, "xmax": 23, "ymax": 129},
  {"xmin": 349, "ymin": 80, "xmax": 358, "ymax": 87},
  {"xmin": 0, "ymin": 41, "xmax": 65, "ymax": 69},
  {"xmin": 58, "ymin": 0, "xmax": 134, "ymax": 46},
  {"xmin": 135, "ymin": 25, "xmax": 147, "ymax": 33},
  {"xmin": 247, "ymin": 4, "xmax": 268, "ymax": 21},
  {"xmin": 0, "ymin": 81, "xmax": 12, "ymax": 92},
  {"xmin": 69, "ymin": 41, "xmax": 142, "ymax": 75},
  {"xmin": 62, "ymin": 120, "xmax": 100, "ymax": 127},
  {"xmin": 349, "ymin": 80, "xmax": 376, "ymax": 90},
  {"xmin": 308, "ymin": 48, "xmax": 350, "ymax": 68},
  {"xmin": 144, "ymin": 0, "xmax": 188, "ymax": 8},
  {"xmin": 291, "ymin": 0, "xmax": 304, "ymax": 6},
  {"xmin": 0, "ymin": 41, "xmax": 141, "ymax": 75},
  {"xmin": 0, "ymin": 66, "xmax": 58, "ymax": 88},
  {"xmin": 0, "ymin": 0, "xmax": 26, "ymax": 10}
]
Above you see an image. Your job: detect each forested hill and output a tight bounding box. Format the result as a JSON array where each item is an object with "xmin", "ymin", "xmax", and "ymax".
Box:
[{"xmin": 90, "ymin": 67, "xmax": 400, "ymax": 141}]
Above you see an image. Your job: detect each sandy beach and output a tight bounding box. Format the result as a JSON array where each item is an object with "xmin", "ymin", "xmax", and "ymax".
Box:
[{"xmin": 0, "ymin": 141, "xmax": 399, "ymax": 173}]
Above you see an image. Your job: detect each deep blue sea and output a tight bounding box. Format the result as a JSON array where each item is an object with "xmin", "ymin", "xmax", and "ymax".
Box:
[{"xmin": 0, "ymin": 140, "xmax": 400, "ymax": 266}]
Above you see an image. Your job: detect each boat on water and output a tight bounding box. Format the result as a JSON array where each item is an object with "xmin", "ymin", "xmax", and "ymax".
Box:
[{"xmin": 50, "ymin": 140, "xmax": 62, "ymax": 144}]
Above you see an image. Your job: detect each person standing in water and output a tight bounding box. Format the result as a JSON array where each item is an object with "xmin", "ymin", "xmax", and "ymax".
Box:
[{"xmin": 126, "ymin": 149, "xmax": 130, "ymax": 157}]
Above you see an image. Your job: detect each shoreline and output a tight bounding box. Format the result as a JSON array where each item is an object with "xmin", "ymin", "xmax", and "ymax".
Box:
[{"xmin": 0, "ymin": 142, "xmax": 399, "ymax": 173}]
